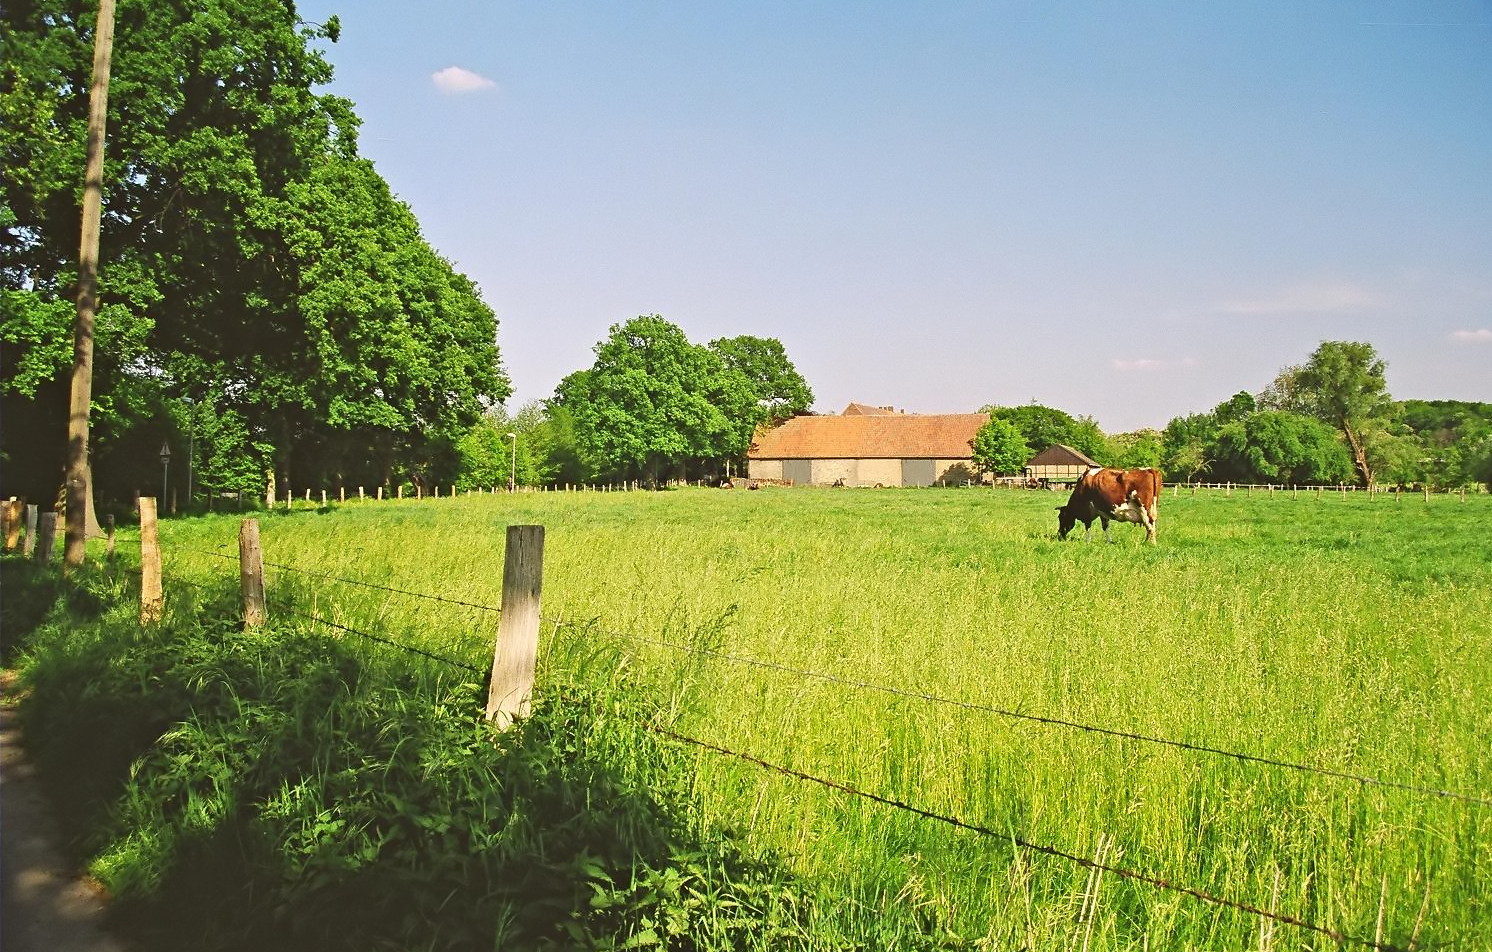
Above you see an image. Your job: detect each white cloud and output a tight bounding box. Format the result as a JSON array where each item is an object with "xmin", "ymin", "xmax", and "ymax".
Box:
[
  {"xmin": 432, "ymin": 66, "xmax": 497, "ymax": 94},
  {"xmin": 1112, "ymin": 357, "xmax": 1197, "ymax": 372},
  {"xmin": 1450, "ymin": 328, "xmax": 1492, "ymax": 343},
  {"xmin": 1215, "ymin": 280, "xmax": 1385, "ymax": 316}
]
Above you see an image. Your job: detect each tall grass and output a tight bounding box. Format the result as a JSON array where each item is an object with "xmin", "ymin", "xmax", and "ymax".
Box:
[{"xmin": 142, "ymin": 487, "xmax": 1492, "ymax": 948}]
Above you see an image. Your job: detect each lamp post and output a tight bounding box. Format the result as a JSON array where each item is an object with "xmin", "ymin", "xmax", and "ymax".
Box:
[
  {"xmin": 183, "ymin": 396, "xmax": 194, "ymax": 508},
  {"xmin": 506, "ymin": 432, "xmax": 517, "ymax": 493},
  {"xmin": 159, "ymin": 440, "xmax": 172, "ymax": 507}
]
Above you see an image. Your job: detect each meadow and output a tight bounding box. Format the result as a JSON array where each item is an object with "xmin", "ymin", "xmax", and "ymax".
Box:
[{"xmin": 67, "ymin": 485, "xmax": 1485, "ymax": 949}]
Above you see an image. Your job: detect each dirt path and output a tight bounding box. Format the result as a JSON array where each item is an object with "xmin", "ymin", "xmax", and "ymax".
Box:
[{"xmin": 1, "ymin": 676, "xmax": 128, "ymax": 952}]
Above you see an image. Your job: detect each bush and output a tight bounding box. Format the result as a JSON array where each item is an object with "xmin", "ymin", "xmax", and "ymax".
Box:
[{"xmin": 6, "ymin": 559, "xmax": 813, "ymax": 951}]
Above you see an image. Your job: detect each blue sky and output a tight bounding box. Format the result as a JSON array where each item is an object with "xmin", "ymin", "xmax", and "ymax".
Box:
[{"xmin": 296, "ymin": 0, "xmax": 1491, "ymax": 432}]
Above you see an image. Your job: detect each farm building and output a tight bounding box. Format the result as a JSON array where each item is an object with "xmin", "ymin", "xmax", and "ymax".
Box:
[
  {"xmin": 1023, "ymin": 444, "xmax": 1100, "ymax": 485},
  {"xmin": 748, "ymin": 407, "xmax": 989, "ymax": 487}
]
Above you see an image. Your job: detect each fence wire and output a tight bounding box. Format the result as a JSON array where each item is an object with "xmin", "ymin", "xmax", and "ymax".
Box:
[
  {"xmin": 271, "ymin": 601, "xmax": 488, "ymax": 676},
  {"xmin": 654, "ymin": 725, "xmax": 1415, "ymax": 952},
  {"xmin": 149, "ymin": 564, "xmax": 1441, "ymax": 950},
  {"xmin": 569, "ymin": 620, "xmax": 1492, "ymax": 809},
  {"xmin": 178, "ymin": 545, "xmax": 502, "ymax": 615}
]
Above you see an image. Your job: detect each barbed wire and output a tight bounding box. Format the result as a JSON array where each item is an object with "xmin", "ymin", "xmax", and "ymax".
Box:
[
  {"xmin": 147, "ymin": 568, "xmax": 1430, "ymax": 949},
  {"xmin": 652, "ymin": 725, "xmax": 1414, "ymax": 952},
  {"xmin": 176, "ymin": 545, "xmax": 503, "ymax": 615},
  {"xmin": 565, "ymin": 620, "xmax": 1492, "ymax": 808},
  {"xmin": 269, "ymin": 600, "xmax": 487, "ymax": 676}
]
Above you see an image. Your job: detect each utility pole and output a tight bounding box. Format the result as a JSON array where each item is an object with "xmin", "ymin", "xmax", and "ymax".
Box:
[{"xmin": 64, "ymin": 0, "xmax": 117, "ymax": 570}]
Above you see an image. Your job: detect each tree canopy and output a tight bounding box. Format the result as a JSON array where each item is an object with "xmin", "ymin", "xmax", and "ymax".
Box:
[
  {"xmin": 1295, "ymin": 340, "xmax": 1393, "ymax": 487},
  {"xmin": 1, "ymin": 0, "xmax": 506, "ymax": 505},
  {"xmin": 979, "ymin": 403, "xmax": 1106, "ymax": 461},
  {"xmin": 551, "ymin": 316, "xmax": 810, "ymax": 485},
  {"xmin": 969, "ymin": 418, "xmax": 1030, "ymax": 477}
]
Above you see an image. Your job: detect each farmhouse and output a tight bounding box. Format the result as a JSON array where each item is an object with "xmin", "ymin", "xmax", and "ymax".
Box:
[
  {"xmin": 1023, "ymin": 444, "xmax": 1100, "ymax": 486},
  {"xmin": 748, "ymin": 405, "xmax": 989, "ymax": 487}
]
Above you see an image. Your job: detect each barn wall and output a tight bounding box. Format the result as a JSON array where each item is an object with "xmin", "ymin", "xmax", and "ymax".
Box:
[
  {"xmin": 748, "ymin": 457, "xmax": 981, "ymax": 487},
  {"xmin": 748, "ymin": 459, "xmax": 784, "ymax": 481},
  {"xmin": 936, "ymin": 460, "xmax": 981, "ymax": 485},
  {"xmin": 855, "ymin": 459, "xmax": 901, "ymax": 487},
  {"xmin": 809, "ymin": 459, "xmax": 857, "ymax": 486}
]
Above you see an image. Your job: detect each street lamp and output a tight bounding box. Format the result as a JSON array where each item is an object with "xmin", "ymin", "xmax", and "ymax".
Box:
[
  {"xmin": 505, "ymin": 432, "xmax": 517, "ymax": 493},
  {"xmin": 183, "ymin": 397, "xmax": 194, "ymax": 507},
  {"xmin": 159, "ymin": 440, "xmax": 172, "ymax": 507}
]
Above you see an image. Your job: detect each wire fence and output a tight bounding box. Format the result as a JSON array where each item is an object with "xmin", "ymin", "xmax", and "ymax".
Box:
[{"xmin": 154, "ymin": 538, "xmax": 1476, "ymax": 951}]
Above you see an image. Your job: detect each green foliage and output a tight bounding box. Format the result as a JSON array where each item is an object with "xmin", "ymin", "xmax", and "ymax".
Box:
[
  {"xmin": 1, "ymin": 0, "xmax": 507, "ymax": 504},
  {"xmin": 704, "ymin": 334, "xmax": 811, "ymax": 429},
  {"xmin": 554, "ymin": 316, "xmax": 796, "ymax": 484},
  {"xmin": 1105, "ymin": 428, "xmax": 1163, "ymax": 470},
  {"xmin": 1296, "ymin": 340, "xmax": 1393, "ymax": 486},
  {"xmin": 1209, "ymin": 411, "xmax": 1354, "ymax": 484},
  {"xmin": 7, "ymin": 557, "xmax": 812, "ymax": 952},
  {"xmin": 980, "ymin": 403, "xmax": 1106, "ymax": 461},
  {"xmin": 969, "ymin": 417, "xmax": 1030, "ymax": 476}
]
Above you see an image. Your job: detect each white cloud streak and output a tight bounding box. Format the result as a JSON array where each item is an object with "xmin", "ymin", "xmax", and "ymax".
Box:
[
  {"xmin": 432, "ymin": 66, "xmax": 497, "ymax": 94},
  {"xmin": 1215, "ymin": 280, "xmax": 1385, "ymax": 316},
  {"xmin": 1111, "ymin": 357, "xmax": 1197, "ymax": 372},
  {"xmin": 1450, "ymin": 328, "xmax": 1492, "ymax": 343}
]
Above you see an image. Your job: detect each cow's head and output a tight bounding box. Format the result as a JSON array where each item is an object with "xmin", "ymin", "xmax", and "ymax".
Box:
[{"xmin": 1055, "ymin": 503, "xmax": 1077, "ymax": 540}]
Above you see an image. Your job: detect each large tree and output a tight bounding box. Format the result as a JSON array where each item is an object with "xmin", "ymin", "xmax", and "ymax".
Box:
[
  {"xmin": 2, "ymin": 0, "xmax": 505, "ymax": 505},
  {"xmin": 980, "ymin": 403, "xmax": 1106, "ymax": 461},
  {"xmin": 552, "ymin": 316, "xmax": 736, "ymax": 485},
  {"xmin": 706, "ymin": 334, "xmax": 813, "ymax": 457},
  {"xmin": 969, "ymin": 417, "xmax": 1030, "ymax": 477},
  {"xmin": 1209, "ymin": 410, "xmax": 1355, "ymax": 485},
  {"xmin": 1295, "ymin": 341, "xmax": 1393, "ymax": 487}
]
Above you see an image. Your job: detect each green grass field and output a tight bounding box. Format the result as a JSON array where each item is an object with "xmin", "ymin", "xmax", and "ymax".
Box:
[{"xmin": 153, "ymin": 486, "xmax": 1491, "ymax": 950}]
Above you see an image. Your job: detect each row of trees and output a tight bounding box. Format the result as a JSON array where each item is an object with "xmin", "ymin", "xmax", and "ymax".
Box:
[
  {"xmin": 968, "ymin": 340, "xmax": 1492, "ymax": 490},
  {"xmin": 452, "ymin": 316, "xmax": 814, "ymax": 491},
  {"xmin": 3, "ymin": 1, "xmax": 507, "ymax": 511}
]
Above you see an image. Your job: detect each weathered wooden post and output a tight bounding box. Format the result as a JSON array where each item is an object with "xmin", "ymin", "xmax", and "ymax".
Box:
[
  {"xmin": 239, "ymin": 518, "xmax": 266, "ymax": 629},
  {"xmin": 139, "ymin": 497, "xmax": 163, "ymax": 624},
  {"xmin": 486, "ymin": 525, "xmax": 545, "ymax": 728},
  {"xmin": 377, "ymin": 486, "xmax": 384, "ymax": 501},
  {"xmin": 358, "ymin": 486, "xmax": 364, "ymax": 501},
  {"xmin": 106, "ymin": 514, "xmax": 116, "ymax": 559},
  {"xmin": 23, "ymin": 504, "xmax": 39, "ymax": 557},
  {"xmin": 339, "ymin": 486, "xmax": 346, "ymax": 503},
  {"xmin": 321, "ymin": 489, "xmax": 327, "ymax": 506},
  {"xmin": 2, "ymin": 498, "xmax": 21, "ymax": 551},
  {"xmin": 34, "ymin": 512, "xmax": 58, "ymax": 563}
]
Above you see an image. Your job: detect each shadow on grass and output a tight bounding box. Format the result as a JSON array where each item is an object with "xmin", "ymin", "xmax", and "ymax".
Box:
[{"xmin": 11, "ymin": 573, "xmax": 814, "ymax": 952}]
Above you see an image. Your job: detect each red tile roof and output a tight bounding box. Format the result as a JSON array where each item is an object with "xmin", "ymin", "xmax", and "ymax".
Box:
[{"xmin": 750, "ymin": 413, "xmax": 989, "ymax": 460}]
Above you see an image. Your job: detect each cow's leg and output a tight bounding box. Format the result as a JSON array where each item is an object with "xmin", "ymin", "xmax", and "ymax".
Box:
[
  {"xmin": 1140, "ymin": 503, "xmax": 1157, "ymax": 543},
  {"xmin": 1101, "ymin": 516, "xmax": 1113, "ymax": 543}
]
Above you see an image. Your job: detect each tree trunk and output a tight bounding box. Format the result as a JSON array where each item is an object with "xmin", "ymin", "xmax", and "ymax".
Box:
[{"xmin": 1342, "ymin": 420, "xmax": 1373, "ymax": 488}]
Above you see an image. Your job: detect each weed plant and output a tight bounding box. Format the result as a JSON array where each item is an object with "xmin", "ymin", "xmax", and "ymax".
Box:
[
  {"xmin": 4, "ymin": 558, "xmax": 824, "ymax": 951},
  {"xmin": 42, "ymin": 486, "xmax": 1492, "ymax": 949}
]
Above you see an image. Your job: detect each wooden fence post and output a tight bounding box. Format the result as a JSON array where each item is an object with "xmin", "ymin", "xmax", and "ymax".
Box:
[
  {"xmin": 239, "ymin": 518, "xmax": 266, "ymax": 629},
  {"xmin": 139, "ymin": 497, "xmax": 163, "ymax": 624},
  {"xmin": 34, "ymin": 512, "xmax": 57, "ymax": 563},
  {"xmin": 2, "ymin": 498, "xmax": 21, "ymax": 551},
  {"xmin": 106, "ymin": 514, "xmax": 116, "ymax": 559},
  {"xmin": 23, "ymin": 504, "xmax": 39, "ymax": 557},
  {"xmin": 486, "ymin": 525, "xmax": 545, "ymax": 728}
]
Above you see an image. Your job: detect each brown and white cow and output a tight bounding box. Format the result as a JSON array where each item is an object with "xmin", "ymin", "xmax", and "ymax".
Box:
[{"xmin": 1056, "ymin": 466, "xmax": 1162, "ymax": 544}]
